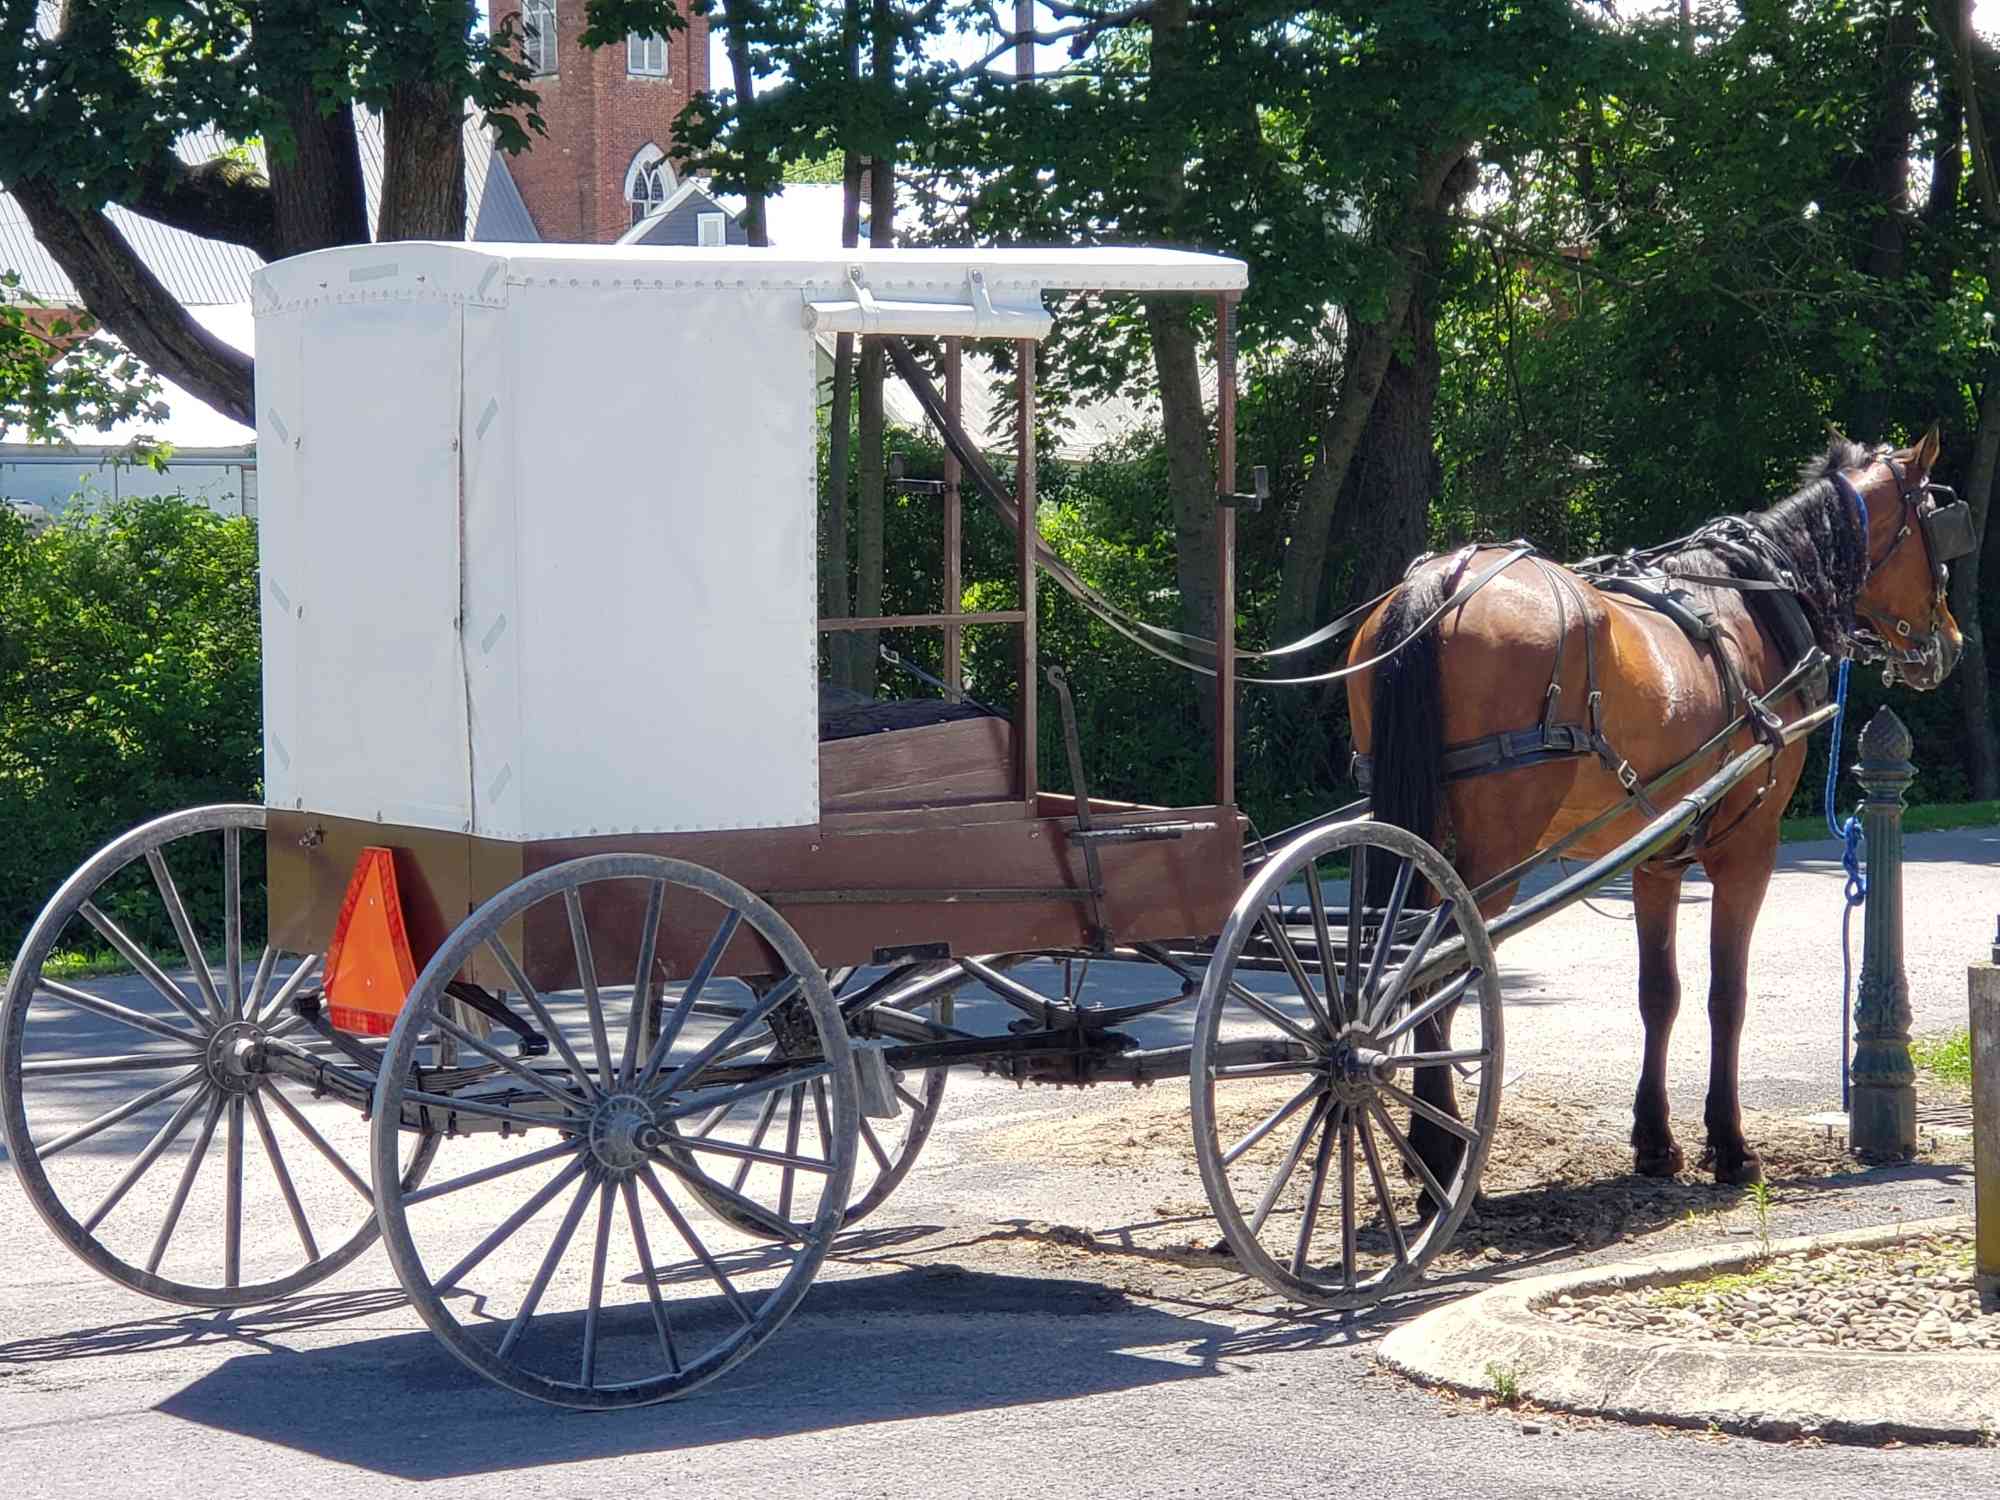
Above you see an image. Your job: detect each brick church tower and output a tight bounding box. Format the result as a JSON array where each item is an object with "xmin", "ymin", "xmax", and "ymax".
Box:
[{"xmin": 489, "ymin": 1, "xmax": 711, "ymax": 243}]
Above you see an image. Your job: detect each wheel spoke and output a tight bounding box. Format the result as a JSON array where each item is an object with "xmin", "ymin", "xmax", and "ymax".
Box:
[
  {"xmin": 145, "ymin": 847, "xmax": 225, "ymax": 1024},
  {"xmin": 1368, "ymin": 899, "xmax": 1455, "ymax": 1028},
  {"xmin": 726, "ymin": 1087, "xmax": 784, "ymax": 1192},
  {"xmin": 672, "ymin": 1133, "xmax": 832, "ymax": 1177},
  {"xmin": 244, "ymin": 945, "xmax": 278, "ymax": 1021},
  {"xmin": 621, "ymin": 880, "xmax": 666, "ymax": 1088},
  {"xmin": 1357, "ymin": 1107, "xmax": 1410, "ymax": 1266},
  {"xmin": 223, "ymin": 826, "xmax": 243, "ymax": 1019},
  {"xmin": 893, "ymin": 1081, "xmax": 926, "ymax": 1114},
  {"xmin": 634, "ymin": 909, "xmax": 743, "ymax": 1092},
  {"xmin": 251, "ymin": 953, "xmax": 323, "ymax": 1030},
  {"xmin": 1375, "ymin": 967, "xmax": 1480, "ymax": 1046},
  {"xmin": 248, "ymin": 1092, "xmax": 319, "ymax": 1261},
  {"xmin": 639, "ymin": 1166, "xmax": 758, "ymax": 1322},
  {"xmin": 622, "ymin": 1176, "xmax": 680, "ymax": 1374},
  {"xmin": 261, "ymin": 1080, "xmax": 374, "ymax": 1202},
  {"xmin": 34, "ymin": 1065, "xmax": 204, "ymax": 1159},
  {"xmin": 1225, "ymin": 978, "xmax": 1325, "ymax": 1055},
  {"xmin": 1220, "ymin": 1078, "xmax": 1325, "ymax": 1168},
  {"xmin": 404, "ymin": 1139, "xmax": 583, "ymax": 1206},
  {"xmin": 77, "ymin": 901, "xmax": 211, "ymax": 1031},
  {"xmin": 1213, "ymin": 1060, "xmax": 1323, "ymax": 1082},
  {"xmin": 1248, "ymin": 1095, "xmax": 1331, "ymax": 1238},
  {"xmin": 497, "ymin": 1173, "xmax": 596, "ymax": 1360},
  {"xmin": 146, "ymin": 1090, "xmax": 225, "ymax": 1275},
  {"xmin": 224, "ymin": 1096, "xmax": 245, "ymax": 1287},
  {"xmin": 1260, "ymin": 911, "xmax": 1333, "ymax": 1037},
  {"xmin": 563, "ymin": 889, "xmax": 616, "ymax": 1093},
  {"xmin": 1376, "ymin": 1078, "xmax": 1480, "ymax": 1144},
  {"xmin": 433, "ymin": 1015, "xmax": 591, "ymax": 1114},
  {"xmin": 857, "ymin": 1113, "xmax": 893, "ymax": 1174},
  {"xmin": 1338, "ymin": 1107, "xmax": 1358, "ymax": 1293},
  {"xmin": 656, "ymin": 1062, "xmax": 833, "ymax": 1126},
  {"xmin": 1302, "ymin": 862, "xmax": 1347, "ymax": 1028},
  {"xmin": 653, "ymin": 1152, "xmax": 803, "ymax": 1243},
  {"xmin": 1290, "ymin": 1103, "xmax": 1340, "ymax": 1276},
  {"xmin": 21, "ymin": 1051, "xmax": 202, "ymax": 1078},
  {"xmin": 435, "ymin": 1154, "xmax": 590, "ymax": 1290},
  {"xmin": 778, "ymin": 1084, "xmax": 805, "ymax": 1222},
  {"xmin": 652, "ymin": 974, "xmax": 802, "ymax": 1099},
  {"xmin": 1380, "ymin": 1047, "xmax": 1491, "ymax": 1071},
  {"xmin": 82, "ymin": 1086, "xmax": 210, "ymax": 1232},
  {"xmin": 1368, "ymin": 1098, "xmax": 1453, "ymax": 1211},
  {"xmin": 1359, "ymin": 858, "xmax": 1416, "ymax": 1007},
  {"xmin": 397, "ymin": 1088, "xmax": 580, "ymax": 1133},
  {"xmin": 810, "ymin": 1078, "xmax": 835, "ymax": 1161},
  {"xmin": 581, "ymin": 1179, "xmax": 616, "ymax": 1388},
  {"xmin": 484, "ymin": 939, "xmax": 599, "ymax": 1102},
  {"xmin": 1345, "ymin": 845, "xmax": 1367, "ymax": 1016},
  {"xmin": 35, "ymin": 979, "xmax": 204, "ymax": 1050}
]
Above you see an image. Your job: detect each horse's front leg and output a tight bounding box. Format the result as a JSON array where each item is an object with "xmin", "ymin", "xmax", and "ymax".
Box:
[
  {"xmin": 1699, "ymin": 843, "xmax": 1779, "ymax": 1185},
  {"xmin": 1630, "ymin": 862, "xmax": 1686, "ymax": 1175}
]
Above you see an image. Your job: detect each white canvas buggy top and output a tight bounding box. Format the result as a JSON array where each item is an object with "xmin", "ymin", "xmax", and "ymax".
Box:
[{"xmin": 250, "ymin": 242, "xmax": 1248, "ymax": 843}]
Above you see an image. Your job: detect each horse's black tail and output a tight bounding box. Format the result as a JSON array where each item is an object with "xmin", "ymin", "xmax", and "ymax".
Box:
[{"xmin": 1366, "ymin": 567, "xmax": 1447, "ymax": 856}]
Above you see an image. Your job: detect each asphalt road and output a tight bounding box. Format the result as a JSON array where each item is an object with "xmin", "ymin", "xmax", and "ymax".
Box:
[{"xmin": 1, "ymin": 828, "xmax": 1995, "ymax": 1498}]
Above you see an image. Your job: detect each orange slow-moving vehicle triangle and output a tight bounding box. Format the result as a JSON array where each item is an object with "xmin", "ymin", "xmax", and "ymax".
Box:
[{"xmin": 323, "ymin": 847, "xmax": 418, "ymax": 1036}]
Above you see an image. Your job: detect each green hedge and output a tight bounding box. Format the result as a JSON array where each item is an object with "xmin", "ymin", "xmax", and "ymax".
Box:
[{"xmin": 0, "ymin": 499, "xmax": 262, "ymax": 957}]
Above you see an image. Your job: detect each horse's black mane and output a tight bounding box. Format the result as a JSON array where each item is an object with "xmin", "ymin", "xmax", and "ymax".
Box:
[{"xmin": 1656, "ymin": 438, "xmax": 1871, "ymax": 654}]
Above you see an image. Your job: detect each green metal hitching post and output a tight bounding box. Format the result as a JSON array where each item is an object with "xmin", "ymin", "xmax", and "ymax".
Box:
[{"xmin": 1848, "ymin": 706, "xmax": 1917, "ymax": 1160}]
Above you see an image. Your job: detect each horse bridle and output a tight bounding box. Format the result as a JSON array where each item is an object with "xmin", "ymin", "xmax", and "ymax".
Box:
[{"xmin": 1836, "ymin": 449, "xmax": 1974, "ymax": 686}]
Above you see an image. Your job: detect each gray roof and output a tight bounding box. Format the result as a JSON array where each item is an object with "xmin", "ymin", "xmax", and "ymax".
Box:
[{"xmin": 0, "ymin": 115, "xmax": 538, "ymax": 308}]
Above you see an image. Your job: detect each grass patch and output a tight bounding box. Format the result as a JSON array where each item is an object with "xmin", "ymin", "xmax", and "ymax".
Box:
[
  {"xmin": 1779, "ymin": 799, "xmax": 2000, "ymax": 843},
  {"xmin": 1647, "ymin": 1263, "xmax": 1781, "ymax": 1308},
  {"xmin": 1912, "ymin": 1029, "xmax": 1973, "ymax": 1089}
]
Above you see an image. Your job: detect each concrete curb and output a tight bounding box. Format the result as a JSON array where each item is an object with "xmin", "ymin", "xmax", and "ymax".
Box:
[{"xmin": 1376, "ymin": 1215, "xmax": 1999, "ymax": 1444}]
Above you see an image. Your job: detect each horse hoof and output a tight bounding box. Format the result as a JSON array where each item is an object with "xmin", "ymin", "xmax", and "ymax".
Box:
[
  {"xmin": 1634, "ymin": 1143, "xmax": 1685, "ymax": 1177},
  {"xmin": 1712, "ymin": 1151, "xmax": 1764, "ymax": 1187}
]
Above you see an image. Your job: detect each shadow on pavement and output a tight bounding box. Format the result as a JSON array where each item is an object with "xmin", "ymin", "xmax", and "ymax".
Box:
[{"xmin": 145, "ymin": 1264, "xmax": 1233, "ymax": 1479}]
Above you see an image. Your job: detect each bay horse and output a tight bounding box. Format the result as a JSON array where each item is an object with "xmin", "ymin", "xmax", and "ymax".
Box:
[{"xmin": 1348, "ymin": 432, "xmax": 1964, "ymax": 1190}]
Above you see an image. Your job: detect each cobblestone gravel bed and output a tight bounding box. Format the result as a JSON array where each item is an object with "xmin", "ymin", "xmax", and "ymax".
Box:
[{"xmin": 1543, "ymin": 1230, "xmax": 2000, "ymax": 1352}]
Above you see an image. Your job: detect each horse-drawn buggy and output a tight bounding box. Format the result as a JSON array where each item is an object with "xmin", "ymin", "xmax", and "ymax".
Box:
[{"xmin": 1, "ymin": 240, "xmax": 1970, "ymax": 1407}]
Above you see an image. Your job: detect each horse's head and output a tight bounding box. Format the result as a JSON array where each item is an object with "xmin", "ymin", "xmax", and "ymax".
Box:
[{"xmin": 1842, "ymin": 427, "xmax": 1968, "ymax": 690}]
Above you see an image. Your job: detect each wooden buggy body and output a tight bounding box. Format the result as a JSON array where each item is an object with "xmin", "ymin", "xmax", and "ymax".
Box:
[{"xmin": 250, "ymin": 242, "xmax": 1248, "ymax": 996}]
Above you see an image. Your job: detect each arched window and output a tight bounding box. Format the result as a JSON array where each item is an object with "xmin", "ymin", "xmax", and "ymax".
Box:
[
  {"xmin": 522, "ymin": 0, "xmax": 557, "ymax": 76},
  {"xmin": 625, "ymin": 145, "xmax": 675, "ymax": 225}
]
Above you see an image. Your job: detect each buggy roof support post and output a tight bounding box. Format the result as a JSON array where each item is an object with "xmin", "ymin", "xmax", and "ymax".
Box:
[
  {"xmin": 1215, "ymin": 294, "xmax": 1239, "ymax": 810},
  {"xmin": 1018, "ymin": 339, "xmax": 1039, "ymax": 805},
  {"xmin": 943, "ymin": 338, "xmax": 964, "ymax": 701}
]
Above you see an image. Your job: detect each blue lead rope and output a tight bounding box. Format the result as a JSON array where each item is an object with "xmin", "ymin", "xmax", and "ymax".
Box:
[{"xmin": 1825, "ymin": 653, "xmax": 1868, "ymax": 1111}]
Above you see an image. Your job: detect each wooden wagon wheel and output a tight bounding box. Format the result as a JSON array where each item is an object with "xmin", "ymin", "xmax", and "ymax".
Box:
[
  {"xmin": 0, "ymin": 805, "xmax": 438, "ymax": 1307},
  {"xmin": 370, "ymin": 853, "xmax": 860, "ymax": 1409},
  {"xmin": 1190, "ymin": 821, "xmax": 1503, "ymax": 1308}
]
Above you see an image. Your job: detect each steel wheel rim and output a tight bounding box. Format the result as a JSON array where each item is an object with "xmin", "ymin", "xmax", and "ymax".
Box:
[
  {"xmin": 371, "ymin": 853, "xmax": 860, "ymax": 1409},
  {"xmin": 1191, "ymin": 822, "xmax": 1503, "ymax": 1308},
  {"xmin": 1, "ymin": 804, "xmax": 435, "ymax": 1307}
]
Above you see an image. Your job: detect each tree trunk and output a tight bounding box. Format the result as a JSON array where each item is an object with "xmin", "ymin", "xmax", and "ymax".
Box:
[
  {"xmin": 1146, "ymin": 298, "xmax": 1217, "ymax": 656},
  {"xmin": 269, "ymin": 95, "xmax": 369, "ymax": 255},
  {"xmin": 1276, "ymin": 141, "xmax": 1472, "ymax": 637},
  {"xmin": 721, "ymin": 0, "xmax": 768, "ymax": 244},
  {"xmin": 378, "ymin": 81, "xmax": 467, "ymax": 241},
  {"xmin": 10, "ymin": 179, "xmax": 254, "ymax": 426},
  {"xmin": 1942, "ymin": 0, "xmax": 2000, "ymax": 797}
]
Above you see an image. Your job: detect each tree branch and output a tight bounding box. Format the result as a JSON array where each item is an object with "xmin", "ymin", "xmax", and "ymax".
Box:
[
  {"xmin": 126, "ymin": 155, "xmax": 280, "ymax": 260},
  {"xmin": 9, "ymin": 179, "xmax": 254, "ymax": 427}
]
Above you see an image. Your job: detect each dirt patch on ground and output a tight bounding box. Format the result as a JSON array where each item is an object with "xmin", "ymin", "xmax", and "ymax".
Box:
[{"xmin": 953, "ymin": 1077, "xmax": 1972, "ymax": 1303}]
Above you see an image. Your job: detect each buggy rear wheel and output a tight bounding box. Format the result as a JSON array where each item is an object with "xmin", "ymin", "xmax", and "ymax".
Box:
[
  {"xmin": 1191, "ymin": 821, "xmax": 1502, "ymax": 1308},
  {"xmin": 1, "ymin": 804, "xmax": 436, "ymax": 1307},
  {"xmin": 371, "ymin": 854, "xmax": 860, "ymax": 1408}
]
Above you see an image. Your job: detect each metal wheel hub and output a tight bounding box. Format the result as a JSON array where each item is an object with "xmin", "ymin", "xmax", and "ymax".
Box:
[
  {"xmin": 1326, "ymin": 1030, "xmax": 1389, "ymax": 1107},
  {"xmin": 206, "ymin": 1020, "xmax": 266, "ymax": 1095},
  {"xmin": 587, "ymin": 1093, "xmax": 658, "ymax": 1174}
]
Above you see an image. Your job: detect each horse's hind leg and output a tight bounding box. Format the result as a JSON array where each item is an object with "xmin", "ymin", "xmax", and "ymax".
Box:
[{"xmin": 1630, "ymin": 863, "xmax": 1687, "ymax": 1176}]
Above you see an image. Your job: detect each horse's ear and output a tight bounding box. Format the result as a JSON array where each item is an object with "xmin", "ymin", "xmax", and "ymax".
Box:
[
  {"xmin": 1913, "ymin": 424, "xmax": 1942, "ymax": 471},
  {"xmin": 1826, "ymin": 422, "xmax": 1852, "ymax": 446}
]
